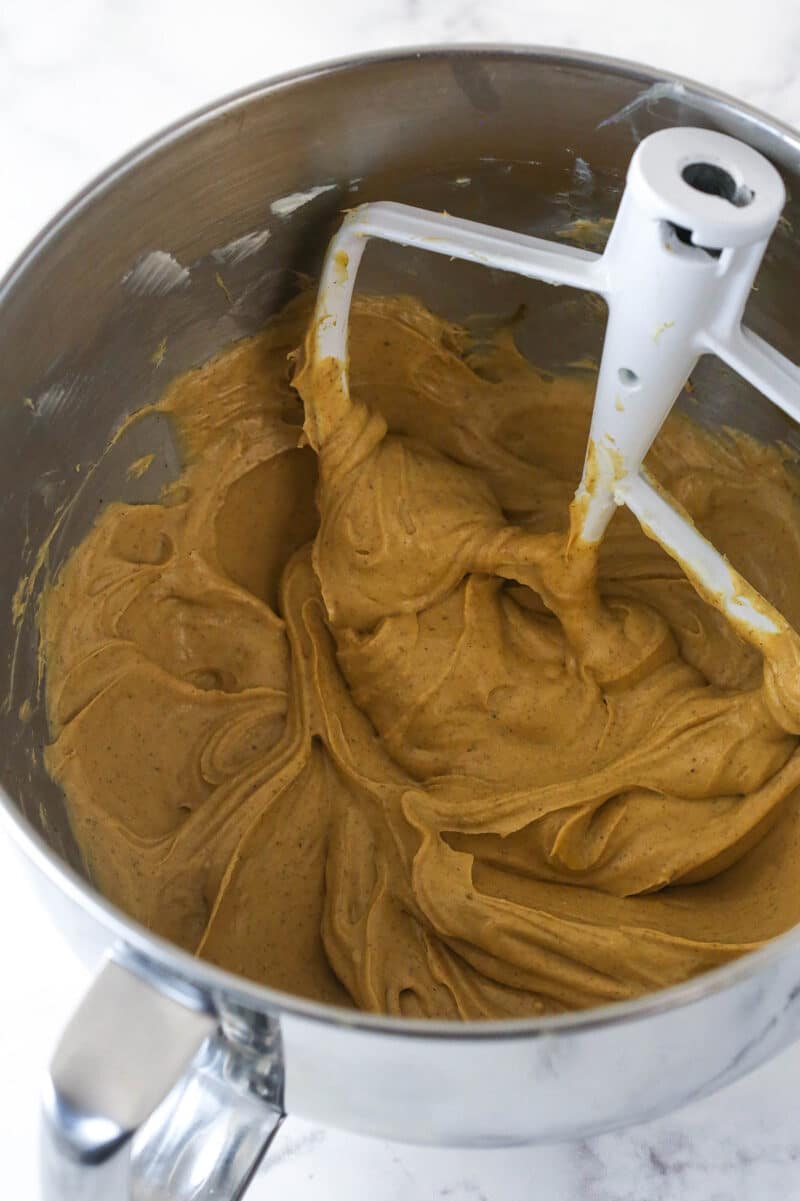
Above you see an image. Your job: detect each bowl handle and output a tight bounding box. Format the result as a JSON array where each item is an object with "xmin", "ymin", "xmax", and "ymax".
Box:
[{"xmin": 40, "ymin": 957, "xmax": 285, "ymax": 1199}]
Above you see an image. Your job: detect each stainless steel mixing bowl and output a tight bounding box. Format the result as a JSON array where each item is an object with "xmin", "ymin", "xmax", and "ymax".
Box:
[{"xmin": 3, "ymin": 46, "xmax": 800, "ymax": 1201}]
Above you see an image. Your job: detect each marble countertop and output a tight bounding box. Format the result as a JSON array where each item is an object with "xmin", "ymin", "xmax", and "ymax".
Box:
[{"xmin": 3, "ymin": 1, "xmax": 800, "ymax": 1198}]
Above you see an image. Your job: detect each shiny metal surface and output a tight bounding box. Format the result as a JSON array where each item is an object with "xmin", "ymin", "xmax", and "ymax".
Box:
[
  {"xmin": 41, "ymin": 960, "xmax": 283, "ymax": 1199},
  {"xmin": 2, "ymin": 46, "xmax": 800, "ymax": 1200}
]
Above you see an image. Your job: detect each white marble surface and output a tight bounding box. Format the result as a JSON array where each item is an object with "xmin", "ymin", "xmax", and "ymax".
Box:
[{"xmin": 3, "ymin": 1, "xmax": 800, "ymax": 1198}]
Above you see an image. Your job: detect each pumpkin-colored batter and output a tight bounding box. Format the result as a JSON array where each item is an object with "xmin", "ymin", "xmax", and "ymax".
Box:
[{"xmin": 40, "ymin": 293, "xmax": 800, "ymax": 1018}]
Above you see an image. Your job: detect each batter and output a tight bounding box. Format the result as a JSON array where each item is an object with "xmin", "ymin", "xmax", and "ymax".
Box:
[{"xmin": 40, "ymin": 293, "xmax": 800, "ymax": 1018}]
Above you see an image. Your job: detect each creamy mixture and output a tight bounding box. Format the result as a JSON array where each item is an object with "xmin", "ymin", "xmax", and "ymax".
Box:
[{"xmin": 41, "ymin": 294, "xmax": 800, "ymax": 1018}]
